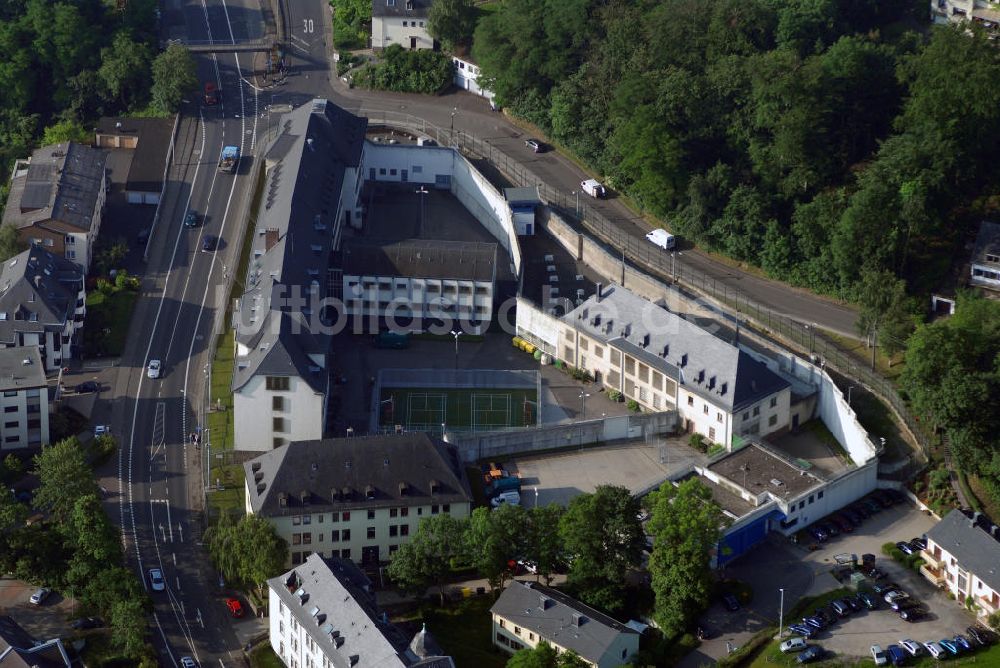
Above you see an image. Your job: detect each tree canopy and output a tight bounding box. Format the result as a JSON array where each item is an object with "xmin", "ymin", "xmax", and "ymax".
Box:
[
  {"xmin": 150, "ymin": 44, "xmax": 197, "ymax": 113},
  {"xmin": 427, "ymin": 0, "xmax": 477, "ymax": 51},
  {"xmin": 506, "ymin": 642, "xmax": 589, "ymax": 668},
  {"xmin": 205, "ymin": 513, "xmax": 287, "ymax": 595}
]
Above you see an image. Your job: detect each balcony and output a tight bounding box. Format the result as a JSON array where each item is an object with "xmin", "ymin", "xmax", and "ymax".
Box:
[
  {"xmin": 979, "ymin": 595, "xmax": 998, "ymax": 615},
  {"xmin": 921, "ymin": 548, "xmax": 943, "ymax": 569},
  {"xmin": 920, "ymin": 563, "xmax": 946, "ymax": 587}
]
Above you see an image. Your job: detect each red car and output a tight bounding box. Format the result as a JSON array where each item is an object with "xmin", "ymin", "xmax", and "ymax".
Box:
[
  {"xmin": 204, "ymin": 82, "xmax": 218, "ymax": 106},
  {"xmin": 225, "ymin": 598, "xmax": 244, "ymax": 618}
]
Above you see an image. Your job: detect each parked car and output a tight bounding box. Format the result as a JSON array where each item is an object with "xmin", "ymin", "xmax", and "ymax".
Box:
[
  {"xmin": 71, "ymin": 617, "xmax": 103, "ymax": 630},
  {"xmin": 898, "ymin": 639, "xmax": 923, "ymax": 656},
  {"xmin": 147, "ymin": 359, "xmax": 161, "ymax": 379},
  {"xmin": 858, "ymin": 591, "xmax": 879, "ymax": 609},
  {"xmin": 803, "ymin": 616, "xmax": 825, "ymax": 630},
  {"xmin": 967, "ymin": 626, "xmax": 995, "ymax": 645},
  {"xmin": 889, "ymin": 598, "xmax": 921, "ymax": 612},
  {"xmin": 225, "ymin": 598, "xmax": 244, "ymax": 617},
  {"xmin": 829, "ymin": 515, "xmax": 852, "ymax": 533},
  {"xmin": 148, "ymin": 568, "xmax": 165, "ymax": 592},
  {"xmin": 813, "ymin": 607, "xmax": 836, "ymax": 626},
  {"xmin": 203, "ymin": 81, "xmax": 218, "ymax": 105},
  {"xmin": 910, "ymin": 537, "xmax": 927, "ymax": 551},
  {"xmin": 796, "ymin": 646, "xmax": 825, "ymax": 664},
  {"xmin": 871, "ymin": 644, "xmax": 888, "ymax": 666},
  {"xmin": 872, "ymin": 489, "xmax": 894, "ymax": 507},
  {"xmin": 886, "ymin": 645, "xmax": 908, "ymax": 666},
  {"xmin": 885, "ymin": 590, "xmax": 909, "ymax": 604},
  {"xmin": 831, "ymin": 600, "xmax": 851, "ymax": 617},
  {"xmin": 524, "ymin": 138, "xmax": 545, "ymax": 153},
  {"xmin": 923, "ymin": 641, "xmax": 945, "ymax": 659},
  {"xmin": 862, "ymin": 497, "xmax": 883, "ymax": 513},
  {"xmin": 895, "ymin": 541, "xmax": 915, "ymax": 555},
  {"xmin": 844, "ymin": 595, "xmax": 863, "ymax": 612},
  {"xmin": 580, "ymin": 179, "xmax": 606, "ymax": 198},
  {"xmin": 808, "ymin": 526, "xmax": 829, "ymax": 542},
  {"xmin": 843, "ymin": 508, "xmax": 864, "ymax": 525},
  {"xmin": 180, "ymin": 658, "xmax": 197, "ymax": 668},
  {"xmin": 722, "ymin": 593, "xmax": 740, "ymax": 612},
  {"xmin": 898, "ymin": 607, "xmax": 925, "ymax": 622},
  {"xmin": 29, "ymin": 587, "xmax": 50, "ymax": 605},
  {"xmin": 780, "ymin": 637, "xmax": 808, "ymax": 653},
  {"xmin": 938, "ymin": 638, "xmax": 960, "ymax": 655},
  {"xmin": 789, "ymin": 623, "xmax": 816, "ymax": 639},
  {"xmin": 819, "ymin": 521, "xmax": 839, "ymax": 537},
  {"xmin": 873, "ymin": 582, "xmax": 899, "ymax": 595},
  {"xmin": 864, "ymin": 566, "xmax": 887, "ymax": 580},
  {"xmin": 75, "ymin": 381, "xmax": 100, "ymax": 393},
  {"xmin": 953, "ymin": 634, "xmax": 974, "ymax": 651},
  {"xmin": 884, "ymin": 488, "xmax": 905, "ymax": 504},
  {"xmin": 184, "ymin": 212, "xmax": 199, "ymax": 227},
  {"xmin": 201, "ymin": 235, "xmax": 218, "ymax": 252}
]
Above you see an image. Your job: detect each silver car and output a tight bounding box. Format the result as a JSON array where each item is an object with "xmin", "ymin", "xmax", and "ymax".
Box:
[{"xmin": 28, "ymin": 587, "xmax": 51, "ymax": 605}]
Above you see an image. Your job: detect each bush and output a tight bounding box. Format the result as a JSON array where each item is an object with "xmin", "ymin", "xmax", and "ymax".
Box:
[
  {"xmin": 626, "ymin": 399, "xmax": 641, "ymax": 413},
  {"xmin": 688, "ymin": 433, "xmax": 706, "ymax": 452},
  {"xmin": 988, "ymin": 610, "xmax": 1000, "ymax": 631},
  {"xmin": 881, "ymin": 542, "xmax": 897, "ymax": 557},
  {"xmin": 607, "ymin": 390, "xmax": 622, "ymax": 402},
  {"xmin": 355, "ymin": 45, "xmax": 453, "ymax": 94},
  {"xmin": 96, "ymin": 278, "xmax": 114, "ymax": 294}
]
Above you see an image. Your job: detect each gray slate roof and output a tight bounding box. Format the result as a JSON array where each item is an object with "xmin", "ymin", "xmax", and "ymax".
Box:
[
  {"xmin": 491, "ymin": 581, "xmax": 637, "ymax": 664},
  {"xmin": 2, "ymin": 142, "xmax": 106, "ymax": 233},
  {"xmin": 927, "ymin": 509, "xmax": 1000, "ymax": 593},
  {"xmin": 232, "ymin": 99, "xmax": 366, "ymax": 393},
  {"xmin": 503, "ymin": 187, "xmax": 541, "ymax": 205},
  {"xmin": 244, "ymin": 433, "xmax": 472, "ymax": 517},
  {"xmin": 342, "ymin": 239, "xmax": 497, "ymax": 282},
  {"xmin": 0, "ymin": 246, "xmax": 84, "ymax": 345},
  {"xmin": 563, "ymin": 285, "xmax": 789, "ymax": 411},
  {"xmin": 972, "ymin": 221, "xmax": 1000, "ymax": 266},
  {"xmin": 269, "ymin": 554, "xmax": 454, "ymax": 668},
  {"xmin": 0, "ymin": 615, "xmax": 71, "ymax": 667},
  {"xmin": 0, "ymin": 347, "xmax": 46, "ymax": 393},
  {"xmin": 95, "ymin": 116, "xmax": 174, "ymax": 192},
  {"xmin": 372, "ymin": 0, "xmax": 431, "ymax": 18}
]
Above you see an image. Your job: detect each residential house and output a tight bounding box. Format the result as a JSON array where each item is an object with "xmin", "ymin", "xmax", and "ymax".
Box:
[
  {"xmin": 232, "ymin": 99, "xmax": 367, "ymax": 451},
  {"xmin": 490, "ymin": 581, "xmax": 639, "ymax": 668},
  {"xmin": 0, "ymin": 615, "xmax": 72, "ymax": 667},
  {"xmin": 452, "ymin": 55, "xmax": 494, "ymax": 101},
  {"xmin": 970, "ymin": 221, "xmax": 1000, "ymax": 291},
  {"xmin": 341, "ymin": 238, "xmax": 497, "ymax": 333},
  {"xmin": 244, "ymin": 433, "xmax": 472, "ymax": 566},
  {"xmin": 95, "ymin": 116, "xmax": 174, "ymax": 205},
  {"xmin": 558, "ymin": 284, "xmax": 791, "ymax": 449},
  {"xmin": 0, "ymin": 347, "xmax": 49, "ymax": 450},
  {"xmin": 2, "ymin": 142, "xmax": 107, "ymax": 270},
  {"xmin": 269, "ymin": 553, "xmax": 455, "ymax": 668},
  {"xmin": 0, "ymin": 246, "xmax": 85, "ymax": 372},
  {"xmin": 931, "ymin": 0, "xmax": 1000, "ymax": 30},
  {"xmin": 921, "ymin": 509, "xmax": 1000, "ymax": 619},
  {"xmin": 372, "ymin": 0, "xmax": 434, "ymax": 50}
]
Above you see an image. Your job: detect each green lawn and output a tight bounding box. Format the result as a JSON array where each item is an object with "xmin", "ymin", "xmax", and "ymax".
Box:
[
  {"xmin": 83, "ymin": 288, "xmax": 138, "ymax": 357},
  {"xmin": 206, "ymin": 331, "xmax": 235, "ymax": 451},
  {"xmin": 379, "ymin": 387, "xmax": 538, "ymax": 431},
  {"xmin": 249, "ymin": 641, "xmax": 284, "ymax": 668},
  {"xmin": 396, "ymin": 597, "xmax": 508, "ymax": 668}
]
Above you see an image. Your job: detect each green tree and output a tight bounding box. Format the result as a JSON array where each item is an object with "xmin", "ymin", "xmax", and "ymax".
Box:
[
  {"xmin": 0, "ymin": 226, "xmax": 26, "ymax": 263},
  {"xmin": 111, "ymin": 598, "xmax": 147, "ymax": 655},
  {"xmin": 647, "ymin": 479, "xmax": 725, "ymax": 637},
  {"xmin": 331, "ymin": 0, "xmax": 371, "ymax": 48},
  {"xmin": 206, "ymin": 514, "xmax": 286, "ymax": 595},
  {"xmin": 387, "ymin": 514, "xmax": 465, "ymax": 605},
  {"xmin": 506, "ymin": 642, "xmax": 589, "ymax": 668},
  {"xmin": 150, "ymin": 44, "xmax": 197, "ymax": 113},
  {"xmin": 41, "ymin": 119, "xmax": 90, "ymax": 145},
  {"xmin": 558, "ymin": 485, "xmax": 644, "ymax": 613},
  {"xmin": 526, "ymin": 504, "xmax": 564, "ymax": 584},
  {"xmin": 464, "ymin": 504, "xmax": 528, "ymax": 591},
  {"xmin": 427, "ymin": 0, "xmax": 476, "ymax": 51},
  {"xmin": 99, "ymin": 31, "xmax": 153, "ymax": 109},
  {"xmin": 855, "ymin": 268, "xmax": 914, "ymax": 362},
  {"xmin": 32, "ymin": 437, "xmax": 99, "ymax": 523}
]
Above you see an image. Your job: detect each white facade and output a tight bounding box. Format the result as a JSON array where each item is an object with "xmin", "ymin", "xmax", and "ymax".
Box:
[
  {"xmin": 971, "ymin": 257, "xmax": 1000, "ymax": 290},
  {"xmin": 269, "ymin": 588, "xmax": 329, "ymax": 668},
  {"xmin": 233, "ymin": 371, "xmax": 327, "ymax": 451},
  {"xmin": 0, "ymin": 352, "xmax": 49, "ymax": 450},
  {"xmin": 372, "ymin": 15, "xmax": 432, "ymax": 50},
  {"xmin": 453, "ymin": 57, "xmax": 494, "ymax": 100},
  {"xmin": 931, "ymin": 0, "xmax": 1000, "ymax": 27},
  {"xmin": 342, "ymin": 273, "xmax": 494, "ymax": 331}
]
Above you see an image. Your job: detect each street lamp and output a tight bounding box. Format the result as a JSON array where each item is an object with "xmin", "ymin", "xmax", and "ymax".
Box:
[
  {"xmin": 572, "ymin": 190, "xmax": 579, "ymax": 217},
  {"xmin": 778, "ymin": 588, "xmax": 785, "ymax": 639},
  {"xmin": 449, "ymin": 330, "xmax": 462, "ymax": 370},
  {"xmin": 415, "ymin": 186, "xmax": 428, "ymax": 233},
  {"xmin": 449, "ymin": 107, "xmax": 457, "ymax": 145},
  {"xmin": 804, "ymin": 323, "xmax": 815, "ymax": 354},
  {"xmin": 847, "ymin": 386, "xmax": 854, "ymax": 407},
  {"xmin": 579, "ymin": 390, "xmax": 590, "ymax": 419}
]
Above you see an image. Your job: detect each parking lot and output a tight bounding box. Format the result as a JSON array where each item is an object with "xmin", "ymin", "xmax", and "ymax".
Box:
[
  {"xmin": 0, "ymin": 577, "xmax": 78, "ymax": 641},
  {"xmin": 683, "ymin": 499, "xmax": 985, "ymax": 665}
]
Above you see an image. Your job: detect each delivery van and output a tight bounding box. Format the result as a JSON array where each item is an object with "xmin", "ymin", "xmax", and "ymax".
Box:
[{"xmin": 645, "ymin": 228, "xmax": 676, "ymax": 250}]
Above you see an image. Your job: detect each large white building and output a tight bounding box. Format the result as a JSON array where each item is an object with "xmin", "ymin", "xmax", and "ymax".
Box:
[
  {"xmin": 232, "ymin": 99, "xmax": 367, "ymax": 451},
  {"xmin": 268, "ymin": 553, "xmax": 455, "ymax": 668},
  {"xmin": 244, "ymin": 433, "xmax": 472, "ymax": 566},
  {"xmin": 0, "ymin": 246, "xmax": 85, "ymax": 373},
  {"xmin": 0, "ymin": 347, "xmax": 49, "ymax": 450},
  {"xmin": 372, "ymin": 0, "xmax": 434, "ymax": 51},
  {"xmin": 921, "ymin": 509, "xmax": 1000, "ymax": 620},
  {"xmin": 2, "ymin": 142, "xmax": 107, "ymax": 270}
]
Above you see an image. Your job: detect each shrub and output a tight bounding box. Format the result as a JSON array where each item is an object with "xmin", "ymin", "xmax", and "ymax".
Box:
[
  {"xmin": 626, "ymin": 399, "xmax": 640, "ymax": 413},
  {"xmin": 355, "ymin": 45, "xmax": 454, "ymax": 94},
  {"xmin": 988, "ymin": 610, "xmax": 1000, "ymax": 631},
  {"xmin": 96, "ymin": 278, "xmax": 114, "ymax": 294},
  {"xmin": 707, "ymin": 444, "xmax": 726, "ymax": 457},
  {"xmin": 689, "ymin": 433, "xmax": 706, "ymax": 452},
  {"xmin": 607, "ymin": 390, "xmax": 622, "ymax": 402},
  {"xmin": 881, "ymin": 542, "xmax": 897, "ymax": 557}
]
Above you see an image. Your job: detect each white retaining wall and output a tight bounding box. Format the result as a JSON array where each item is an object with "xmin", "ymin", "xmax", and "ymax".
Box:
[{"xmin": 515, "ymin": 296, "xmax": 560, "ymax": 354}]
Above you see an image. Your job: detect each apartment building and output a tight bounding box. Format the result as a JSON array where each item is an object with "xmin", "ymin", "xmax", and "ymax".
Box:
[
  {"xmin": 268, "ymin": 553, "xmax": 455, "ymax": 668},
  {"xmin": 491, "ymin": 581, "xmax": 639, "ymax": 667},
  {"xmin": 244, "ymin": 433, "xmax": 472, "ymax": 566},
  {"xmin": 558, "ymin": 284, "xmax": 791, "ymax": 449},
  {"xmin": 0, "ymin": 246, "xmax": 85, "ymax": 372},
  {"xmin": 0, "ymin": 347, "xmax": 49, "ymax": 450},
  {"xmin": 2, "ymin": 142, "xmax": 107, "ymax": 270},
  {"xmin": 921, "ymin": 509, "xmax": 1000, "ymax": 619},
  {"xmin": 232, "ymin": 99, "xmax": 367, "ymax": 451},
  {"xmin": 0, "ymin": 615, "xmax": 71, "ymax": 667},
  {"xmin": 372, "ymin": 0, "xmax": 434, "ymax": 51},
  {"xmin": 931, "ymin": 0, "xmax": 1000, "ymax": 29}
]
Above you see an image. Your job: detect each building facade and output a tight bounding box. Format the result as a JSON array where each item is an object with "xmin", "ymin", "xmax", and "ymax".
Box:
[
  {"xmin": 931, "ymin": 0, "xmax": 1000, "ymax": 29},
  {"xmin": 921, "ymin": 509, "xmax": 1000, "ymax": 619},
  {"xmin": 453, "ymin": 56, "xmax": 494, "ymax": 101},
  {"xmin": 0, "ymin": 247, "xmax": 85, "ymax": 372},
  {"xmin": 244, "ymin": 434, "xmax": 472, "ymax": 566},
  {"xmin": 94, "ymin": 116, "xmax": 174, "ymax": 205},
  {"xmin": 372, "ymin": 0, "xmax": 434, "ymax": 50},
  {"xmin": 970, "ymin": 221, "xmax": 1000, "ymax": 291},
  {"xmin": 490, "ymin": 581, "xmax": 639, "ymax": 668},
  {"xmin": 2, "ymin": 142, "xmax": 107, "ymax": 270},
  {"xmin": 0, "ymin": 347, "xmax": 49, "ymax": 450}
]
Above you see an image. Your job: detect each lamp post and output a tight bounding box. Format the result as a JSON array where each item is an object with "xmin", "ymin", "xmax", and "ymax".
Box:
[
  {"xmin": 579, "ymin": 390, "xmax": 590, "ymax": 419},
  {"xmin": 450, "ymin": 106, "xmax": 457, "ymax": 145},
  {"xmin": 847, "ymin": 386, "xmax": 854, "ymax": 407},
  {"xmin": 572, "ymin": 190, "xmax": 579, "ymax": 217},
  {"xmin": 804, "ymin": 323, "xmax": 815, "ymax": 354},
  {"xmin": 449, "ymin": 330, "xmax": 462, "ymax": 370},
  {"xmin": 415, "ymin": 186, "xmax": 428, "ymax": 233},
  {"xmin": 778, "ymin": 587, "xmax": 785, "ymax": 639},
  {"xmin": 671, "ymin": 251, "xmax": 683, "ymax": 282}
]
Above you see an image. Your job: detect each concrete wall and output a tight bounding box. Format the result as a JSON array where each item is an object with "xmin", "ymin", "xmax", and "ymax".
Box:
[
  {"xmin": 451, "ymin": 153, "xmax": 522, "ymax": 278},
  {"xmin": 774, "ymin": 460, "xmax": 880, "ymax": 535},
  {"xmin": 446, "ymin": 411, "xmax": 678, "ymax": 463},
  {"xmin": 515, "ymin": 296, "xmax": 560, "ymax": 354},
  {"xmin": 363, "ymin": 143, "xmax": 452, "ymax": 185}
]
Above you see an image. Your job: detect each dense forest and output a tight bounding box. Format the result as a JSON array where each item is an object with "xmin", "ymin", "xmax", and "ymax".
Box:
[
  {"xmin": 0, "ymin": 0, "xmax": 161, "ymax": 194},
  {"xmin": 473, "ymin": 0, "xmax": 1000, "ymax": 313}
]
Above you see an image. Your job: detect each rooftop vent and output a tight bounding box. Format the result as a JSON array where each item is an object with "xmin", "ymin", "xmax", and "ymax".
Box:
[
  {"xmin": 680, "ymin": 353, "xmax": 688, "ymax": 367},
  {"xmin": 254, "ymin": 471, "xmax": 264, "ymax": 483},
  {"xmin": 251, "ymin": 462, "xmax": 261, "ymax": 473},
  {"xmin": 300, "ymin": 490, "xmax": 310, "ymax": 505},
  {"xmin": 642, "ymin": 333, "xmax": 650, "ymax": 348},
  {"xmin": 278, "ymin": 492, "xmax": 288, "ymax": 507},
  {"xmin": 256, "ymin": 482, "xmax": 266, "ymax": 494},
  {"xmin": 573, "ymin": 613, "xmax": 586, "ymax": 627},
  {"xmin": 365, "ymin": 485, "xmax": 376, "ymax": 500},
  {"xmin": 341, "ymin": 486, "xmax": 353, "ymax": 500},
  {"xmin": 430, "ymin": 479, "xmax": 441, "ymax": 495},
  {"xmin": 295, "ymin": 588, "xmax": 309, "ymax": 605},
  {"xmin": 720, "ymin": 382, "xmax": 728, "ymax": 395},
  {"xmin": 539, "ymin": 596, "xmax": 553, "ymax": 610},
  {"xmin": 770, "ymin": 479, "xmax": 784, "ymax": 487},
  {"xmin": 22, "ymin": 358, "xmax": 31, "ymax": 365},
  {"xmin": 398, "ymin": 481, "xmax": 409, "ymax": 496},
  {"xmin": 661, "ymin": 344, "xmax": 669, "ymax": 358}
]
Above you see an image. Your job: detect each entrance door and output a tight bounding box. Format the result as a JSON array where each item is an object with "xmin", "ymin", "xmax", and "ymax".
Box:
[
  {"xmin": 362, "ymin": 545, "xmax": 380, "ymax": 565},
  {"xmin": 410, "ymin": 37, "xmax": 417, "ymax": 49}
]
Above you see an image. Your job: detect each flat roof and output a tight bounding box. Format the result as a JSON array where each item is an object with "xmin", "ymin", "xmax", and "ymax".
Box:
[
  {"xmin": 342, "ymin": 238, "xmax": 497, "ymax": 282},
  {"xmin": 707, "ymin": 442, "xmax": 823, "ymax": 501},
  {"xmin": 95, "ymin": 116, "xmax": 174, "ymax": 191},
  {"xmin": 677, "ymin": 471, "xmax": 756, "ymax": 518}
]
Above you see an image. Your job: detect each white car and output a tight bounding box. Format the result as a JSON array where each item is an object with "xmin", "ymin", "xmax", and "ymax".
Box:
[
  {"xmin": 924, "ymin": 641, "xmax": 944, "ymax": 659},
  {"xmin": 146, "ymin": 359, "xmax": 161, "ymax": 379},
  {"xmin": 899, "ymin": 639, "xmax": 923, "ymax": 656},
  {"xmin": 779, "ymin": 637, "xmax": 807, "ymax": 653},
  {"xmin": 148, "ymin": 568, "xmax": 165, "ymax": 592},
  {"xmin": 180, "ymin": 658, "xmax": 197, "ymax": 668},
  {"xmin": 871, "ymin": 645, "xmax": 887, "ymax": 666},
  {"xmin": 29, "ymin": 587, "xmax": 51, "ymax": 605},
  {"xmin": 94, "ymin": 425, "xmax": 110, "ymax": 436},
  {"xmin": 581, "ymin": 179, "xmax": 606, "ymax": 198},
  {"xmin": 517, "ymin": 559, "xmax": 538, "ymax": 574},
  {"xmin": 645, "ymin": 228, "xmax": 676, "ymax": 250}
]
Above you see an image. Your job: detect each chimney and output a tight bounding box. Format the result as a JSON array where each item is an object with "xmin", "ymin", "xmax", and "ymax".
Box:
[
  {"xmin": 642, "ymin": 333, "xmax": 650, "ymax": 348},
  {"xmin": 573, "ymin": 613, "xmax": 585, "ymax": 627},
  {"xmin": 680, "ymin": 353, "xmax": 687, "ymax": 367},
  {"xmin": 661, "ymin": 344, "xmax": 669, "ymax": 358},
  {"xmin": 265, "ymin": 228, "xmax": 280, "ymax": 251},
  {"xmin": 596, "ymin": 283, "xmax": 603, "ymax": 301},
  {"xmin": 300, "ymin": 490, "xmax": 310, "ymax": 505},
  {"xmin": 306, "ymin": 137, "xmax": 315, "ymax": 151},
  {"xmin": 34, "ymin": 275, "xmax": 42, "ymax": 287}
]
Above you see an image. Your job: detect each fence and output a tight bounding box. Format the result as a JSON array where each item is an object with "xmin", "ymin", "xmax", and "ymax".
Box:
[{"xmin": 354, "ymin": 109, "xmax": 931, "ymax": 461}]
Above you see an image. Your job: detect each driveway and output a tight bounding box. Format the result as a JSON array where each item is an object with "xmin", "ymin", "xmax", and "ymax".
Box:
[{"xmin": 0, "ymin": 577, "xmax": 80, "ymax": 641}]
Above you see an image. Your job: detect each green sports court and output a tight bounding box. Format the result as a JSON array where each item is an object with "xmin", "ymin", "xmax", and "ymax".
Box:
[{"xmin": 378, "ymin": 387, "xmax": 538, "ymax": 432}]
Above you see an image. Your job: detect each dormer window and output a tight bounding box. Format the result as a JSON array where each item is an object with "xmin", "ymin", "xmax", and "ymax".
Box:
[
  {"xmin": 387, "ymin": 0, "xmax": 394, "ymax": 5},
  {"xmin": 405, "ymin": 0, "xmax": 413, "ymax": 9}
]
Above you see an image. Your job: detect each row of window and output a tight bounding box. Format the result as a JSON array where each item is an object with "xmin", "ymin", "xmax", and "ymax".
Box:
[
  {"xmin": 289, "ymin": 504, "xmax": 452, "ymax": 526},
  {"xmin": 400, "ymin": 20, "xmax": 424, "ymax": 27}
]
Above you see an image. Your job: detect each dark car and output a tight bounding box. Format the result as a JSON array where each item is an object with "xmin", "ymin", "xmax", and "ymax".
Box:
[
  {"xmin": 873, "ymin": 581, "xmax": 899, "ymax": 595},
  {"xmin": 844, "ymin": 595, "xmax": 863, "ymax": 612},
  {"xmin": 968, "ymin": 626, "xmax": 996, "ymax": 645},
  {"xmin": 722, "ymin": 593, "xmax": 740, "ymax": 611},
  {"xmin": 819, "ymin": 521, "xmax": 839, "ymax": 537},
  {"xmin": 883, "ymin": 488, "xmax": 905, "ymax": 504},
  {"xmin": 898, "ymin": 607, "xmax": 925, "ymax": 622},
  {"xmin": 803, "ymin": 616, "xmax": 825, "ymax": 630},
  {"xmin": 201, "ymin": 235, "xmax": 217, "ymax": 252},
  {"xmin": 861, "ymin": 497, "xmax": 882, "ymax": 514},
  {"xmin": 864, "ymin": 566, "xmax": 887, "ymax": 580},
  {"xmin": 808, "ymin": 526, "xmax": 829, "ymax": 542},
  {"xmin": 830, "ymin": 600, "xmax": 851, "ymax": 617},
  {"xmin": 890, "ymin": 598, "xmax": 922, "ymax": 612},
  {"xmin": 895, "ymin": 541, "xmax": 915, "ymax": 555},
  {"xmin": 71, "ymin": 617, "xmax": 103, "ymax": 630},
  {"xmin": 525, "ymin": 138, "xmax": 545, "ymax": 153},
  {"xmin": 910, "ymin": 537, "xmax": 927, "ymax": 551},
  {"xmin": 851, "ymin": 503, "xmax": 872, "ymax": 519},
  {"xmin": 75, "ymin": 380, "xmax": 100, "ymax": 393},
  {"xmin": 829, "ymin": 515, "xmax": 853, "ymax": 533},
  {"xmin": 813, "ymin": 607, "xmax": 836, "ymax": 626},
  {"xmin": 789, "ymin": 623, "xmax": 816, "ymax": 639},
  {"xmin": 184, "ymin": 212, "xmax": 199, "ymax": 227},
  {"xmin": 872, "ymin": 490, "xmax": 894, "ymax": 507},
  {"xmin": 886, "ymin": 644, "xmax": 908, "ymax": 665},
  {"xmin": 953, "ymin": 635, "xmax": 973, "ymax": 651},
  {"xmin": 796, "ymin": 646, "xmax": 825, "ymax": 664},
  {"xmin": 858, "ymin": 591, "xmax": 879, "ymax": 610},
  {"xmin": 843, "ymin": 508, "xmax": 863, "ymax": 525}
]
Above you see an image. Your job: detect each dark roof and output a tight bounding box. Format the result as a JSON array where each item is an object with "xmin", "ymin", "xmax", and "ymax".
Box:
[
  {"xmin": 0, "ymin": 246, "xmax": 84, "ymax": 344},
  {"xmin": 972, "ymin": 221, "xmax": 1000, "ymax": 265},
  {"xmin": 706, "ymin": 442, "xmax": 824, "ymax": 501},
  {"xmin": 2, "ymin": 143, "xmax": 106, "ymax": 233},
  {"xmin": 490, "ymin": 581, "xmax": 638, "ymax": 665},
  {"xmin": 927, "ymin": 509, "xmax": 1000, "ymax": 593},
  {"xmin": 0, "ymin": 616, "xmax": 71, "ymax": 667},
  {"xmin": 503, "ymin": 187, "xmax": 541, "ymax": 205},
  {"xmin": 0, "ymin": 347, "xmax": 46, "ymax": 392},
  {"xmin": 233, "ymin": 99, "xmax": 367, "ymax": 393},
  {"xmin": 96, "ymin": 116, "xmax": 174, "ymax": 192},
  {"xmin": 372, "ymin": 0, "xmax": 431, "ymax": 18},
  {"xmin": 342, "ymin": 239, "xmax": 497, "ymax": 282},
  {"xmin": 563, "ymin": 285, "xmax": 789, "ymax": 411},
  {"xmin": 244, "ymin": 433, "xmax": 472, "ymax": 517}
]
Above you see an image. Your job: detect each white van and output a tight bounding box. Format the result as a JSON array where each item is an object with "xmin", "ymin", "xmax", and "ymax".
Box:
[
  {"xmin": 490, "ymin": 491, "xmax": 521, "ymax": 508},
  {"xmin": 645, "ymin": 228, "xmax": 676, "ymax": 250},
  {"xmin": 581, "ymin": 179, "xmax": 606, "ymax": 198}
]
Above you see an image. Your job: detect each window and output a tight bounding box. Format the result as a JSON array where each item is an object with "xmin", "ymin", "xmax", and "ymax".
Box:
[
  {"xmin": 443, "ymin": 504, "xmax": 450, "ymax": 513},
  {"xmin": 318, "ymin": 534, "xmax": 323, "ymax": 542},
  {"xmin": 303, "ymin": 533, "xmax": 311, "ymax": 545},
  {"xmin": 390, "ymin": 525, "xmax": 398, "ymax": 537},
  {"xmin": 818, "ymin": 491, "xmax": 824, "ymax": 499},
  {"xmin": 317, "ymin": 514, "xmax": 324, "ymax": 523},
  {"xmin": 390, "ymin": 508, "xmax": 398, "ymax": 518},
  {"xmin": 272, "ymin": 437, "xmax": 285, "ymax": 448},
  {"xmin": 379, "ymin": 168, "xmax": 387, "ymax": 175},
  {"xmin": 273, "ymin": 417, "xmax": 287, "ymax": 433},
  {"xmin": 768, "ymin": 415, "xmax": 778, "ymax": 426},
  {"xmin": 401, "ymin": 525, "xmax": 409, "ymax": 536},
  {"xmin": 3, "ymin": 406, "xmax": 17, "ymax": 413},
  {"xmin": 342, "ymin": 529, "xmax": 351, "ymax": 540},
  {"xmin": 708, "ymin": 427, "xmax": 715, "ymax": 440},
  {"xmin": 514, "ymin": 626, "xmax": 521, "ymax": 636},
  {"xmin": 389, "ymin": 168, "xmax": 397, "ymax": 176},
  {"xmin": 703, "ymin": 404, "xmax": 709, "ymax": 415},
  {"xmin": 4, "ymin": 421, "xmax": 18, "ymax": 429},
  {"xmin": 331, "ymin": 530, "xmax": 340, "ymax": 542},
  {"xmin": 401, "ymin": 20, "xmax": 408, "ymax": 26},
  {"xmin": 413, "ymin": 165, "xmax": 422, "ymax": 173},
  {"xmin": 272, "ymin": 396, "xmax": 286, "ymax": 411},
  {"xmin": 341, "ymin": 549, "xmax": 351, "ymax": 558},
  {"xmin": 293, "ymin": 534, "xmax": 301, "ymax": 545},
  {"xmin": 798, "ymin": 501, "xmax": 805, "ymax": 510},
  {"xmin": 419, "ymin": 20, "xmax": 424, "ymax": 26},
  {"xmin": 431, "ymin": 504, "xmax": 439, "ymax": 514},
  {"xmin": 529, "ymin": 633, "xmax": 535, "ymax": 641},
  {"xmin": 417, "ymin": 508, "xmax": 423, "ymax": 516},
  {"xmin": 291, "ymin": 552, "xmax": 302, "ymax": 565},
  {"xmin": 367, "ymin": 527, "xmax": 376, "ymax": 539},
  {"xmin": 303, "ymin": 515, "xmax": 311, "ymax": 525},
  {"xmin": 292, "ymin": 516, "xmax": 301, "ymax": 526},
  {"xmin": 753, "ymin": 406, "xmax": 760, "ymax": 417},
  {"xmin": 367, "ymin": 509, "xmax": 375, "ymax": 520},
  {"xmin": 624, "ymin": 356, "xmax": 635, "ymax": 375},
  {"xmin": 770, "ymin": 396, "xmax": 778, "ymax": 408},
  {"xmin": 342, "ymin": 511, "xmax": 350, "ymax": 521},
  {"xmin": 266, "ymin": 376, "xmax": 290, "ymax": 391},
  {"xmin": 716, "ymin": 412, "xmax": 723, "ymax": 423},
  {"xmin": 400, "ymin": 507, "xmax": 408, "ymax": 517},
  {"xmin": 743, "ymin": 411, "xmax": 749, "ymax": 420},
  {"xmin": 687, "ymin": 396, "xmax": 694, "ymax": 407}
]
